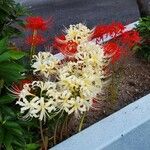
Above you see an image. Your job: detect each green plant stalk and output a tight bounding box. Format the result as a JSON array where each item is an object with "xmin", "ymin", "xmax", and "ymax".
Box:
[
  {"xmin": 54, "ymin": 111, "xmax": 64, "ymax": 145},
  {"xmin": 65, "ymin": 115, "xmax": 69, "ymax": 136},
  {"xmin": 30, "ymin": 30, "xmax": 37, "ymax": 60},
  {"xmin": 109, "ymin": 64, "xmax": 118, "ymax": 102},
  {"xmin": 39, "ymin": 121, "xmax": 47, "ymax": 150},
  {"xmin": 60, "ymin": 115, "xmax": 68, "ymax": 141},
  {"xmin": 30, "ymin": 45, "xmax": 36, "ymax": 60},
  {"xmin": 78, "ymin": 112, "xmax": 86, "ymax": 132},
  {"xmin": 45, "ymin": 135, "xmax": 49, "ymax": 150}
]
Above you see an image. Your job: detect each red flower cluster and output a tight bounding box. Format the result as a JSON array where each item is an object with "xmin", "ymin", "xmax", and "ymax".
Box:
[
  {"xmin": 25, "ymin": 16, "xmax": 52, "ymax": 48},
  {"xmin": 53, "ymin": 35, "xmax": 78, "ymax": 56},
  {"xmin": 103, "ymin": 42, "xmax": 122, "ymax": 63},
  {"xmin": 53, "ymin": 35, "xmax": 66, "ymax": 49},
  {"xmin": 25, "ymin": 16, "xmax": 53, "ymax": 46},
  {"xmin": 121, "ymin": 30, "xmax": 141, "ymax": 48},
  {"xmin": 25, "ymin": 16, "xmax": 49, "ymax": 31},
  {"xmin": 26, "ymin": 34, "xmax": 46, "ymax": 46},
  {"xmin": 53, "ymin": 22, "xmax": 141, "ymax": 64},
  {"xmin": 103, "ymin": 29, "xmax": 141, "ymax": 63},
  {"xmin": 91, "ymin": 22, "xmax": 125, "ymax": 40}
]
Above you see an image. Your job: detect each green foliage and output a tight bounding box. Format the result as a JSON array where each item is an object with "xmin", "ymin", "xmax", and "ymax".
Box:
[
  {"xmin": 136, "ymin": 16, "xmax": 150, "ymax": 61},
  {"xmin": 0, "ymin": 38, "xmax": 26, "ymax": 84},
  {"xmin": 0, "ymin": 1, "xmax": 39, "ymax": 148},
  {"xmin": 137, "ymin": 17, "xmax": 150, "ymax": 39},
  {"xmin": 25, "ymin": 143, "xmax": 40, "ymax": 150},
  {"xmin": 0, "ymin": 38, "xmax": 27, "ymax": 150},
  {"xmin": 0, "ymin": 118, "xmax": 25, "ymax": 150},
  {"xmin": 0, "ymin": 0, "xmax": 28, "ymax": 39}
]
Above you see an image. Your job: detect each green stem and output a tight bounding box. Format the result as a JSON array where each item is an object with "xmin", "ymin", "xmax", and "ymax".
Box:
[
  {"xmin": 30, "ymin": 45, "xmax": 35, "ymax": 59},
  {"xmin": 39, "ymin": 121, "xmax": 47, "ymax": 150},
  {"xmin": 54, "ymin": 111, "xmax": 64, "ymax": 145},
  {"xmin": 110, "ymin": 64, "xmax": 117, "ymax": 102},
  {"xmin": 60, "ymin": 115, "xmax": 68, "ymax": 141},
  {"xmin": 65, "ymin": 115, "xmax": 68, "ymax": 135},
  {"xmin": 30, "ymin": 30, "xmax": 37, "ymax": 60},
  {"xmin": 78, "ymin": 112, "xmax": 86, "ymax": 132}
]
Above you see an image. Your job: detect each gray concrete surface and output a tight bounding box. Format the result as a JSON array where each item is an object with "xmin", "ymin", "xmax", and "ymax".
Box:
[
  {"xmin": 20, "ymin": 0, "xmax": 140, "ymax": 36},
  {"xmin": 51, "ymin": 94, "xmax": 150, "ymax": 150}
]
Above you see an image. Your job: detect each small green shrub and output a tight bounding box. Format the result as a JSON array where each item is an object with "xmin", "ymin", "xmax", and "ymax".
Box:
[
  {"xmin": 0, "ymin": 0, "xmax": 27, "ymax": 39},
  {"xmin": 0, "ymin": 38, "xmax": 27, "ymax": 150},
  {"xmin": 136, "ymin": 16, "xmax": 150, "ymax": 61}
]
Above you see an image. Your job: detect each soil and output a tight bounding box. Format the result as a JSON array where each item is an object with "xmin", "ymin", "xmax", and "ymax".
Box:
[{"xmin": 63, "ymin": 54, "xmax": 150, "ymax": 141}]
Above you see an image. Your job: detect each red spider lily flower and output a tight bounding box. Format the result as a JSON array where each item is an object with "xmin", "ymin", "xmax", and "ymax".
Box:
[
  {"xmin": 26, "ymin": 34, "xmax": 46, "ymax": 46},
  {"xmin": 91, "ymin": 25, "xmax": 107, "ymax": 40},
  {"xmin": 25, "ymin": 16, "xmax": 52, "ymax": 31},
  {"xmin": 111, "ymin": 49, "xmax": 121, "ymax": 63},
  {"xmin": 53, "ymin": 35, "xmax": 78, "ymax": 56},
  {"xmin": 103, "ymin": 42, "xmax": 120, "ymax": 55},
  {"xmin": 103, "ymin": 42, "xmax": 122, "ymax": 63},
  {"xmin": 60, "ymin": 40, "xmax": 78, "ymax": 56},
  {"xmin": 109, "ymin": 22, "xmax": 125, "ymax": 36},
  {"xmin": 10, "ymin": 79, "xmax": 32, "ymax": 97},
  {"xmin": 53, "ymin": 34, "xmax": 66, "ymax": 50},
  {"xmin": 91, "ymin": 22, "xmax": 125, "ymax": 40},
  {"xmin": 121, "ymin": 30, "xmax": 141, "ymax": 48}
]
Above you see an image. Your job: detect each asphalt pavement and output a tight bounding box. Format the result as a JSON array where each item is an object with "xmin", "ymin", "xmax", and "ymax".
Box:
[
  {"xmin": 14, "ymin": 0, "xmax": 140, "ymax": 52},
  {"xmin": 21, "ymin": 0, "xmax": 140, "ymax": 36}
]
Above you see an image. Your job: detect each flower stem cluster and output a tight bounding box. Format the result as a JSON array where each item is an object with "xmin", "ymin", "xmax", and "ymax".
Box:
[{"xmin": 25, "ymin": 16, "xmax": 53, "ymax": 59}]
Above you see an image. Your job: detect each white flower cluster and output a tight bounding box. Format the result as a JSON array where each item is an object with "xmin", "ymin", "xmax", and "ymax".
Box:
[
  {"xmin": 16, "ymin": 24, "xmax": 109, "ymax": 121},
  {"xmin": 76, "ymin": 42, "xmax": 104, "ymax": 68},
  {"xmin": 31, "ymin": 52, "xmax": 59, "ymax": 78},
  {"xmin": 16, "ymin": 81, "xmax": 58, "ymax": 121},
  {"xmin": 65, "ymin": 23, "xmax": 91, "ymax": 44}
]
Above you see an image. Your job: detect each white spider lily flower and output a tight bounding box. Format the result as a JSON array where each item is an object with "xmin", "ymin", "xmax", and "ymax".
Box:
[
  {"xmin": 36, "ymin": 97, "xmax": 56, "ymax": 122},
  {"xmin": 8, "ymin": 83, "xmax": 34, "ymax": 100},
  {"xmin": 59, "ymin": 75, "xmax": 81, "ymax": 91},
  {"xmin": 58, "ymin": 90, "xmax": 73, "ymax": 113},
  {"xmin": 31, "ymin": 52, "xmax": 59, "ymax": 77},
  {"xmin": 32, "ymin": 81, "xmax": 57, "ymax": 93},
  {"xmin": 16, "ymin": 96, "xmax": 39, "ymax": 118},
  {"xmin": 16, "ymin": 80, "xmax": 59, "ymax": 121},
  {"xmin": 75, "ymin": 42, "xmax": 104, "ymax": 68},
  {"xmin": 18, "ymin": 84, "xmax": 35, "ymax": 100},
  {"xmin": 68, "ymin": 97, "xmax": 87, "ymax": 115},
  {"xmin": 65, "ymin": 23, "xmax": 92, "ymax": 44}
]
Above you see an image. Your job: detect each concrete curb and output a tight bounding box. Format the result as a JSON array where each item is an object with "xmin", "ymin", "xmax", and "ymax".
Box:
[{"xmin": 51, "ymin": 94, "xmax": 150, "ymax": 150}]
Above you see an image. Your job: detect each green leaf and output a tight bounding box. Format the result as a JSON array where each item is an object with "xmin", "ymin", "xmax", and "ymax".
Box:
[
  {"xmin": 26, "ymin": 143, "xmax": 40, "ymax": 150},
  {"xmin": 0, "ymin": 0, "xmax": 28, "ymax": 39},
  {"xmin": 5, "ymin": 121, "xmax": 20, "ymax": 128},
  {"xmin": 13, "ymin": 139, "xmax": 24, "ymax": 148},
  {"xmin": 0, "ymin": 95, "xmax": 15, "ymax": 104},
  {"xmin": 0, "ymin": 50, "xmax": 26, "ymax": 63},
  {"xmin": 1, "ymin": 106, "xmax": 15, "ymax": 117},
  {"xmin": 0, "ymin": 38, "xmax": 8, "ymax": 54},
  {"xmin": 0, "ymin": 127, "xmax": 5, "ymax": 144},
  {"xmin": 2, "ymin": 26, "xmax": 22, "ymax": 37},
  {"xmin": 0, "ymin": 61, "xmax": 26, "ymax": 84},
  {"xmin": 16, "ymin": 19, "xmax": 25, "ymax": 27},
  {"xmin": 3, "ymin": 132, "xmax": 13, "ymax": 150}
]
